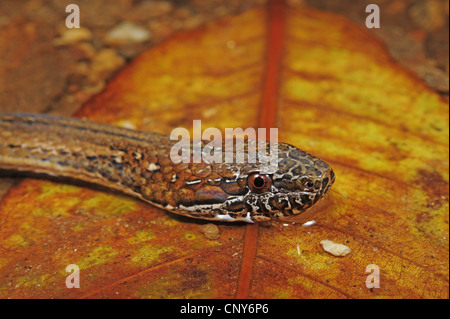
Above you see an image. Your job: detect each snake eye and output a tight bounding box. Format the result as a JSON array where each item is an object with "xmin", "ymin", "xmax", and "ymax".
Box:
[
  {"xmin": 305, "ymin": 180, "xmax": 314, "ymax": 188},
  {"xmin": 247, "ymin": 173, "xmax": 272, "ymax": 193}
]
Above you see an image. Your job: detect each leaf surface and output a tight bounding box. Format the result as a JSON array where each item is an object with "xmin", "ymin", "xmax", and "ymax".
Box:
[{"xmin": 0, "ymin": 3, "xmax": 448, "ymax": 299}]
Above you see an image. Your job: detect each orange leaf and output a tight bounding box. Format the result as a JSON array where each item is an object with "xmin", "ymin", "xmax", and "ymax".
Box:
[{"xmin": 0, "ymin": 2, "xmax": 448, "ymax": 299}]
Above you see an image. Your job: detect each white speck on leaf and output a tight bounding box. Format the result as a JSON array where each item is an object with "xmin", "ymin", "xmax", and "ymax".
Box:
[{"xmin": 320, "ymin": 240, "xmax": 351, "ymax": 257}]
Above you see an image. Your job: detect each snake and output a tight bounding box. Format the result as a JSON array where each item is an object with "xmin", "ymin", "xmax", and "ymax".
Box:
[{"xmin": 0, "ymin": 113, "xmax": 335, "ymax": 223}]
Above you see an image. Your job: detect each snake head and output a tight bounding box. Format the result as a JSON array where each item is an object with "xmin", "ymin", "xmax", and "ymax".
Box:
[
  {"xmin": 167, "ymin": 141, "xmax": 334, "ymax": 223},
  {"xmin": 209, "ymin": 142, "xmax": 335, "ymax": 222}
]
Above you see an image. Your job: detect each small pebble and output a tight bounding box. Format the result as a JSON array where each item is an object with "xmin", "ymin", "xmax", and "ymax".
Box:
[
  {"xmin": 88, "ymin": 48, "xmax": 125, "ymax": 83},
  {"xmin": 53, "ymin": 27, "xmax": 93, "ymax": 46},
  {"xmin": 200, "ymin": 223, "xmax": 220, "ymax": 240},
  {"xmin": 409, "ymin": 0, "xmax": 447, "ymax": 31},
  {"xmin": 320, "ymin": 240, "xmax": 351, "ymax": 257},
  {"xmin": 105, "ymin": 22, "xmax": 151, "ymax": 45}
]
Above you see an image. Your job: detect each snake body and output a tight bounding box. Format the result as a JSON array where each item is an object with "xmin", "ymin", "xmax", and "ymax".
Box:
[{"xmin": 0, "ymin": 113, "xmax": 335, "ymax": 223}]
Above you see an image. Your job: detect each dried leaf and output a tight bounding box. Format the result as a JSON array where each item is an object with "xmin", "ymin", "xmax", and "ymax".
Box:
[{"xmin": 0, "ymin": 4, "xmax": 448, "ymax": 299}]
